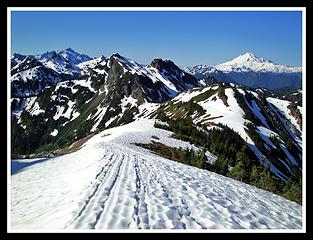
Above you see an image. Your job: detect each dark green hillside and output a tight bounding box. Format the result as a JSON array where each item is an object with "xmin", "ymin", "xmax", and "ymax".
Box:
[{"xmin": 152, "ymin": 115, "xmax": 301, "ymax": 204}]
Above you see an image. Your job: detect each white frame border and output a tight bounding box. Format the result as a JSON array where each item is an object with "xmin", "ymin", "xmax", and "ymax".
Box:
[{"xmin": 7, "ymin": 6, "xmax": 306, "ymax": 233}]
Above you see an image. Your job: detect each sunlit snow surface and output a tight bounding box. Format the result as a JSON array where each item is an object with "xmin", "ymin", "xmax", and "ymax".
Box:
[{"xmin": 11, "ymin": 119, "xmax": 302, "ymax": 230}]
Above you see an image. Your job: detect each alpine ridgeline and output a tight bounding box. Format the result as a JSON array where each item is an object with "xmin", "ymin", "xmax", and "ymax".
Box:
[
  {"xmin": 11, "ymin": 50, "xmax": 203, "ymax": 156},
  {"xmin": 11, "ymin": 49, "xmax": 302, "ymax": 184}
]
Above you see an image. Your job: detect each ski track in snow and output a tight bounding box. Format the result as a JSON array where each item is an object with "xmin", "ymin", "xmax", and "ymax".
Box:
[{"xmin": 11, "ymin": 120, "xmax": 302, "ymax": 230}]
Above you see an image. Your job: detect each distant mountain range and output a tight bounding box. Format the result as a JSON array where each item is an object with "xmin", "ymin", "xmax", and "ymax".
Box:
[
  {"xmin": 183, "ymin": 52, "xmax": 302, "ymax": 89},
  {"xmin": 11, "ymin": 49, "xmax": 204, "ymax": 98},
  {"xmin": 11, "ymin": 50, "xmax": 302, "ymax": 98},
  {"xmin": 11, "ymin": 48, "xmax": 91, "ymax": 97},
  {"xmin": 11, "ymin": 48, "xmax": 302, "ymax": 183}
]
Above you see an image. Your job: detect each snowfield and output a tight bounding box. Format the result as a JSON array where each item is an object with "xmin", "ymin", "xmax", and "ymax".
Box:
[{"xmin": 10, "ymin": 119, "xmax": 302, "ymax": 230}]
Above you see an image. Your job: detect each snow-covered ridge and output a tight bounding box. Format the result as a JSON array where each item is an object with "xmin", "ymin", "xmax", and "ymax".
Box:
[
  {"xmin": 11, "ymin": 119, "xmax": 302, "ymax": 230},
  {"xmin": 183, "ymin": 65, "xmax": 222, "ymax": 76},
  {"xmin": 11, "ymin": 48, "xmax": 92, "ymax": 80},
  {"xmin": 11, "ymin": 50, "xmax": 201, "ymax": 144},
  {"xmin": 77, "ymin": 56, "xmax": 106, "ymax": 74},
  {"xmin": 103, "ymin": 53, "xmax": 201, "ymax": 99},
  {"xmin": 162, "ymin": 83, "xmax": 302, "ymax": 181}
]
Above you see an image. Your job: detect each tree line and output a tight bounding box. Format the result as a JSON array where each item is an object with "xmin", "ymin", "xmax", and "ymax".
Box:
[{"xmin": 154, "ymin": 114, "xmax": 302, "ymax": 204}]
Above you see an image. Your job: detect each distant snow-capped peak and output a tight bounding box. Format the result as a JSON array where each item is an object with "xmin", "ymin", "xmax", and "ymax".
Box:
[
  {"xmin": 220, "ymin": 52, "xmax": 266, "ymax": 66},
  {"xmin": 182, "ymin": 52, "xmax": 302, "ymax": 89},
  {"xmin": 32, "ymin": 48, "xmax": 92, "ymax": 76},
  {"xmin": 58, "ymin": 48, "xmax": 91, "ymax": 65},
  {"xmin": 215, "ymin": 52, "xmax": 301, "ymax": 73},
  {"xmin": 35, "ymin": 48, "xmax": 91, "ymax": 65}
]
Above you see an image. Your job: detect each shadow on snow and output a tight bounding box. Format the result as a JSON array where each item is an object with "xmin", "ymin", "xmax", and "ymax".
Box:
[{"xmin": 11, "ymin": 158, "xmax": 50, "ymax": 175}]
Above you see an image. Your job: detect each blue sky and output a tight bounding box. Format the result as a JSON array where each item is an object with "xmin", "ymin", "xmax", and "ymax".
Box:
[{"xmin": 11, "ymin": 10, "xmax": 302, "ymax": 66}]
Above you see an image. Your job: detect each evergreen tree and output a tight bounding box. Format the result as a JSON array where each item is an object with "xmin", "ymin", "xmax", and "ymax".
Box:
[
  {"xmin": 257, "ymin": 166, "xmax": 278, "ymax": 193},
  {"xmin": 234, "ymin": 145, "xmax": 253, "ymax": 182},
  {"xmin": 228, "ymin": 160, "xmax": 246, "ymax": 182},
  {"xmin": 191, "ymin": 149, "xmax": 208, "ymax": 169},
  {"xmin": 250, "ymin": 165, "xmax": 260, "ymax": 184},
  {"xmin": 213, "ymin": 155, "xmax": 228, "ymax": 175},
  {"xmin": 198, "ymin": 149, "xmax": 208, "ymax": 169},
  {"xmin": 282, "ymin": 177, "xmax": 302, "ymax": 204}
]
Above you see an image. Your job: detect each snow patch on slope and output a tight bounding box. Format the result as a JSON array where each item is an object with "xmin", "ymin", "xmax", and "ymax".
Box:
[
  {"xmin": 267, "ymin": 97, "xmax": 301, "ymax": 133},
  {"xmin": 173, "ymin": 88, "xmax": 207, "ymax": 103},
  {"xmin": 90, "ymin": 106, "xmax": 108, "ymax": 133},
  {"xmin": 25, "ymin": 97, "xmax": 45, "ymax": 116},
  {"xmin": 50, "ymin": 129, "xmax": 58, "ymax": 137}
]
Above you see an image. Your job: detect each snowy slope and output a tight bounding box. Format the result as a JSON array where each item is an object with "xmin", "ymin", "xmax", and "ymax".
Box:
[
  {"xmin": 11, "ymin": 56, "xmax": 62, "ymax": 97},
  {"xmin": 267, "ymin": 97, "xmax": 302, "ymax": 133},
  {"xmin": 11, "ymin": 119, "xmax": 302, "ymax": 230},
  {"xmin": 77, "ymin": 56, "xmax": 106, "ymax": 75},
  {"xmin": 171, "ymin": 86, "xmax": 272, "ymax": 171},
  {"xmin": 160, "ymin": 83, "xmax": 302, "ymax": 181}
]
